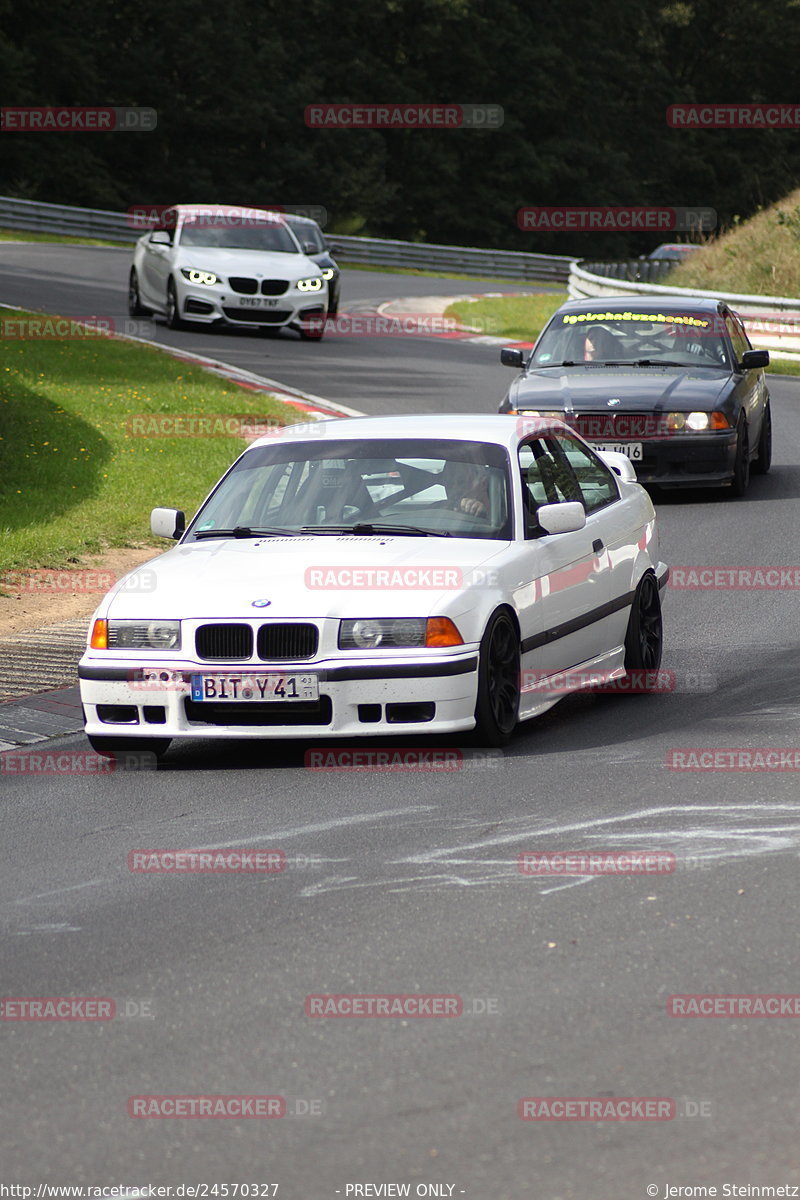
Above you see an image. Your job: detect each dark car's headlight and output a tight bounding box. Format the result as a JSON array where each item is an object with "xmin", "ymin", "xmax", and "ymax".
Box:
[
  {"xmin": 321, "ymin": 267, "xmax": 336, "ymax": 281},
  {"xmin": 90, "ymin": 619, "xmax": 181, "ymax": 650},
  {"xmin": 339, "ymin": 617, "xmax": 463, "ymax": 649},
  {"xmin": 297, "ymin": 276, "xmax": 324, "ymax": 292},
  {"xmin": 180, "ymin": 268, "xmax": 222, "ymax": 286},
  {"xmin": 666, "ymin": 411, "xmax": 730, "ymax": 432}
]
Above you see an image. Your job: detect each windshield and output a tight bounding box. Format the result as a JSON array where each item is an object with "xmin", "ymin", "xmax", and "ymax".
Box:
[
  {"xmin": 188, "ymin": 439, "xmax": 513, "ymax": 540},
  {"xmin": 178, "ymin": 218, "xmax": 300, "ymax": 253},
  {"xmin": 532, "ymin": 310, "xmax": 732, "ymax": 368},
  {"xmin": 291, "ymin": 222, "xmax": 326, "ymax": 252}
]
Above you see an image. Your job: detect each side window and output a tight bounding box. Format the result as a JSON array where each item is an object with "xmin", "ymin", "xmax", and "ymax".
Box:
[
  {"xmin": 725, "ymin": 314, "xmax": 749, "ymax": 363},
  {"xmin": 518, "ymin": 438, "xmax": 582, "ymax": 536},
  {"xmin": 551, "ymin": 434, "xmax": 619, "ymax": 513}
]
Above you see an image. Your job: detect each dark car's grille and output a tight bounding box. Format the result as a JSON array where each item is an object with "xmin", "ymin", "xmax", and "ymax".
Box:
[
  {"xmin": 257, "ymin": 623, "xmax": 318, "ymax": 660},
  {"xmin": 222, "ymin": 307, "xmax": 291, "ymax": 324},
  {"xmin": 261, "ymin": 280, "xmax": 289, "ymax": 296},
  {"xmin": 229, "ymin": 276, "xmax": 258, "ymax": 294},
  {"xmin": 184, "ymin": 696, "xmax": 332, "ymax": 726},
  {"xmin": 195, "ymin": 623, "xmax": 253, "ymax": 660},
  {"xmin": 573, "ymin": 412, "xmax": 667, "ymax": 440}
]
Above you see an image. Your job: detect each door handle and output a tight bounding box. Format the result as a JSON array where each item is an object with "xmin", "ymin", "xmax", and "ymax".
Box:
[{"xmin": 592, "ymin": 538, "xmax": 604, "ymax": 552}]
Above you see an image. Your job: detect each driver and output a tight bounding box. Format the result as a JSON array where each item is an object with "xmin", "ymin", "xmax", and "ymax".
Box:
[{"xmin": 443, "ymin": 460, "xmax": 490, "ymax": 518}]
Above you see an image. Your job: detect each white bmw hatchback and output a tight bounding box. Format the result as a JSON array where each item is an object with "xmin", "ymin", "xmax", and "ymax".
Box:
[
  {"xmin": 79, "ymin": 414, "xmax": 668, "ymax": 757},
  {"xmin": 128, "ymin": 204, "xmax": 328, "ymax": 339}
]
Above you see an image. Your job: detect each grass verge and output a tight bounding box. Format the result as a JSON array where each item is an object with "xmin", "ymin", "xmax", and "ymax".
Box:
[
  {"xmin": 444, "ymin": 293, "xmax": 567, "ymax": 341},
  {"xmin": 0, "ymin": 227, "xmax": 129, "ymax": 247},
  {"xmin": 0, "ymin": 309, "xmax": 305, "ymax": 576}
]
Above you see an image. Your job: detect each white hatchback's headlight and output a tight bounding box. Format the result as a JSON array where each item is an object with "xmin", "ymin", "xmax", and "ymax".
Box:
[
  {"xmin": 297, "ymin": 276, "xmax": 323, "ymax": 292},
  {"xmin": 107, "ymin": 620, "xmax": 181, "ymax": 650},
  {"xmin": 180, "ymin": 268, "xmax": 222, "ymax": 286}
]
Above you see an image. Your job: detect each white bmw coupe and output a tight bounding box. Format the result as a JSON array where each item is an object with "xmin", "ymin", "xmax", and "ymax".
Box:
[
  {"xmin": 79, "ymin": 414, "xmax": 668, "ymax": 757},
  {"xmin": 128, "ymin": 204, "xmax": 328, "ymax": 339}
]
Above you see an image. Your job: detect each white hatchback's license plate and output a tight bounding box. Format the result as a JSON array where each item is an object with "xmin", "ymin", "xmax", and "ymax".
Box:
[
  {"xmin": 238, "ymin": 296, "xmax": 279, "ymax": 307},
  {"xmin": 190, "ymin": 673, "xmax": 319, "ymax": 702},
  {"xmin": 590, "ymin": 442, "xmax": 643, "ymax": 461}
]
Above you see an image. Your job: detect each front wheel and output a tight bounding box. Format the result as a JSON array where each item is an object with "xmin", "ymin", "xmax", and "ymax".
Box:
[
  {"xmin": 473, "ymin": 610, "xmax": 520, "ymax": 747},
  {"xmin": 753, "ymin": 401, "xmax": 772, "ymax": 475},
  {"xmin": 297, "ymin": 313, "xmax": 326, "ymax": 341},
  {"xmin": 165, "ymin": 280, "xmax": 184, "ymax": 330},
  {"xmin": 88, "ymin": 734, "xmax": 171, "ymax": 761},
  {"xmin": 730, "ymin": 415, "xmax": 750, "ymax": 497},
  {"xmin": 623, "ymin": 572, "xmax": 663, "ymax": 675}
]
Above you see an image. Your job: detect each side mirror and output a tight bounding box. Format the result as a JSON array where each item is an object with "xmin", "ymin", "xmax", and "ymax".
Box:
[
  {"xmin": 741, "ymin": 349, "xmax": 769, "ymax": 369},
  {"xmin": 326, "ymin": 241, "xmax": 341, "ymax": 256},
  {"xmin": 501, "ymin": 347, "xmax": 525, "ymax": 368},
  {"xmin": 595, "ymin": 450, "xmax": 637, "ymax": 481},
  {"xmin": 150, "ymin": 230, "xmax": 171, "ymax": 246},
  {"xmin": 536, "ymin": 501, "xmax": 586, "ymax": 535},
  {"xmin": 151, "ymin": 507, "xmax": 185, "ymax": 539}
]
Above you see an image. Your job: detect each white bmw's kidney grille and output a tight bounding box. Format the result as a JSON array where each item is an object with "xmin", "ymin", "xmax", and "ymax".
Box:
[
  {"xmin": 195, "ymin": 623, "xmax": 254, "ymax": 660},
  {"xmin": 257, "ymin": 623, "xmax": 318, "ymax": 660}
]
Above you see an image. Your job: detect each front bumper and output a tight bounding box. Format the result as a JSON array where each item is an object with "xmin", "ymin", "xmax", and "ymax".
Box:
[
  {"xmin": 176, "ymin": 279, "xmax": 328, "ymax": 328},
  {"xmin": 79, "ymin": 651, "xmax": 480, "ymax": 740},
  {"xmin": 610, "ymin": 430, "xmax": 738, "ymax": 487}
]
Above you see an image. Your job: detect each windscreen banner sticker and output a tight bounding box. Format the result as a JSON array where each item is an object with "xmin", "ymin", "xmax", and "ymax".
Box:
[{"xmin": 562, "ymin": 311, "xmax": 710, "ymax": 327}]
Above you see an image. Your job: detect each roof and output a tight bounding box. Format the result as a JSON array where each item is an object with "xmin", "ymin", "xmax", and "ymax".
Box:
[{"xmin": 250, "ymin": 412, "xmax": 563, "ymax": 452}]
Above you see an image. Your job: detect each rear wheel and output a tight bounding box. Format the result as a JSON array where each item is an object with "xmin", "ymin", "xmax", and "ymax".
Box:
[
  {"xmin": 474, "ymin": 610, "xmax": 520, "ymax": 746},
  {"xmin": 623, "ymin": 572, "xmax": 663, "ymax": 675},
  {"xmin": 730, "ymin": 415, "xmax": 750, "ymax": 496},
  {"xmin": 165, "ymin": 279, "xmax": 184, "ymax": 330},
  {"xmin": 88, "ymin": 734, "xmax": 171, "ymax": 760},
  {"xmin": 753, "ymin": 401, "xmax": 772, "ymax": 474},
  {"xmin": 128, "ymin": 268, "xmax": 150, "ymax": 317}
]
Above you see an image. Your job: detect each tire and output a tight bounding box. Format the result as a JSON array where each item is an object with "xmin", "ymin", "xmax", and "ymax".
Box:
[
  {"xmin": 128, "ymin": 268, "xmax": 150, "ymax": 317},
  {"xmin": 623, "ymin": 572, "xmax": 663, "ymax": 676},
  {"xmin": 298, "ymin": 313, "xmax": 326, "ymax": 341},
  {"xmin": 165, "ymin": 279, "xmax": 184, "ymax": 330},
  {"xmin": 473, "ymin": 610, "xmax": 520, "ymax": 747},
  {"xmin": 730, "ymin": 415, "xmax": 750, "ymax": 497},
  {"xmin": 88, "ymin": 734, "xmax": 171, "ymax": 761},
  {"xmin": 753, "ymin": 401, "xmax": 772, "ymax": 475}
]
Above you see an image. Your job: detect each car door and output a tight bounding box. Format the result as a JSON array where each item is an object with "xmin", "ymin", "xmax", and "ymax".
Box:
[
  {"xmin": 514, "ymin": 434, "xmax": 617, "ymax": 686},
  {"xmin": 726, "ymin": 308, "xmax": 768, "ymax": 444},
  {"xmin": 139, "ymin": 218, "xmax": 176, "ymax": 307}
]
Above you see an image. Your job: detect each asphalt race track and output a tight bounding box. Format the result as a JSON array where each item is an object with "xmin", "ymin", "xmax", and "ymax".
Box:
[{"xmin": 2, "ymin": 243, "xmax": 800, "ymax": 1197}]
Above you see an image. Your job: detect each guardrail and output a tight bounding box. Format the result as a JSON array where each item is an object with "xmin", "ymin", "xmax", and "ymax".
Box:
[
  {"xmin": 0, "ymin": 195, "xmax": 574, "ymax": 283},
  {"xmin": 580, "ymin": 259, "xmax": 678, "ymax": 285}
]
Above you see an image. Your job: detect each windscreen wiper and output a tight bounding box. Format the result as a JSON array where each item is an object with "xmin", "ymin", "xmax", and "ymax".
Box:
[
  {"xmin": 301, "ymin": 523, "xmax": 451, "ymax": 537},
  {"xmin": 192, "ymin": 526, "xmax": 301, "ymax": 540},
  {"xmin": 633, "ymin": 358, "xmax": 689, "ymax": 367}
]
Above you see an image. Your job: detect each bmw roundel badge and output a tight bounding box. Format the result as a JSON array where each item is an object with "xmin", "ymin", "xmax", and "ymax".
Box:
[{"xmin": 251, "ymin": 599, "xmax": 272, "ymax": 608}]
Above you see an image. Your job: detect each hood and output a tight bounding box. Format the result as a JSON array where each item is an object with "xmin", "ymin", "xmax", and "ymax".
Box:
[
  {"xmin": 106, "ymin": 536, "xmax": 509, "ymax": 621},
  {"xmin": 173, "ymin": 246, "xmax": 320, "ymax": 279},
  {"xmin": 511, "ymin": 365, "xmax": 730, "ymax": 412}
]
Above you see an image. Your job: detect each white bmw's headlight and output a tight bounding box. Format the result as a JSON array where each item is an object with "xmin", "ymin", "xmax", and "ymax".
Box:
[
  {"xmin": 339, "ymin": 618, "xmax": 427, "ymax": 649},
  {"xmin": 181, "ymin": 268, "xmax": 222, "ymax": 286},
  {"xmin": 297, "ymin": 276, "xmax": 323, "ymax": 292},
  {"xmin": 107, "ymin": 620, "xmax": 181, "ymax": 650}
]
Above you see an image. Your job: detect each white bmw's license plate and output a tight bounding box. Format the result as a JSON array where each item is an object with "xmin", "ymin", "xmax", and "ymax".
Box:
[
  {"xmin": 238, "ymin": 296, "xmax": 279, "ymax": 307},
  {"xmin": 190, "ymin": 673, "xmax": 319, "ymax": 702},
  {"xmin": 590, "ymin": 441, "xmax": 643, "ymax": 461}
]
